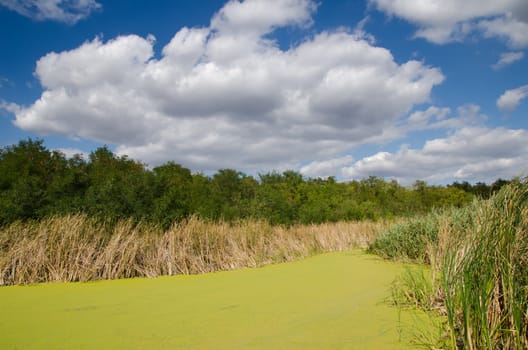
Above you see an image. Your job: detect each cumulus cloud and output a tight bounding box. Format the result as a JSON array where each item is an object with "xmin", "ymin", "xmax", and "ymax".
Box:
[
  {"xmin": 366, "ymin": 104, "xmax": 486, "ymax": 145},
  {"xmin": 342, "ymin": 127, "xmax": 528, "ymax": 184},
  {"xmin": 300, "ymin": 155, "xmax": 354, "ymax": 178},
  {"xmin": 497, "ymin": 85, "xmax": 528, "ymax": 112},
  {"xmin": 492, "ymin": 51, "xmax": 524, "ymax": 70},
  {"xmin": 211, "ymin": 0, "xmax": 316, "ymax": 35},
  {"xmin": 0, "ymin": 100, "xmax": 21, "ymax": 114},
  {"xmin": 370, "ymin": 0, "xmax": 528, "ymax": 47},
  {"xmin": 478, "ymin": 14, "xmax": 528, "ymax": 48},
  {"xmin": 407, "ymin": 106, "xmax": 450, "ymax": 124},
  {"xmin": 8, "ymin": 0, "xmax": 444, "ymax": 173},
  {"xmin": 0, "ymin": 0, "xmax": 100, "ymax": 24}
]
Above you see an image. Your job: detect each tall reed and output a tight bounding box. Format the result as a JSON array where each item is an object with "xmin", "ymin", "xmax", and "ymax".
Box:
[
  {"xmin": 438, "ymin": 180, "xmax": 528, "ymax": 349},
  {"xmin": 370, "ymin": 180, "xmax": 528, "ymax": 349},
  {"xmin": 0, "ymin": 216, "xmax": 386, "ymax": 285}
]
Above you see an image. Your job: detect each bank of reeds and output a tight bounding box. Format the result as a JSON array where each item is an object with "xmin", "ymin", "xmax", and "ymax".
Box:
[
  {"xmin": 440, "ymin": 180, "xmax": 528, "ymax": 349},
  {"xmin": 368, "ymin": 210, "xmax": 441, "ymax": 263},
  {"xmin": 370, "ymin": 179, "xmax": 528, "ymax": 349},
  {"xmin": 0, "ymin": 216, "xmax": 386, "ymax": 286}
]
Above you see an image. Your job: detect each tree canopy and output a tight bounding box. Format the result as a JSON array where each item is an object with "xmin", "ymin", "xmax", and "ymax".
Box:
[{"xmin": 0, "ymin": 139, "xmax": 508, "ymax": 227}]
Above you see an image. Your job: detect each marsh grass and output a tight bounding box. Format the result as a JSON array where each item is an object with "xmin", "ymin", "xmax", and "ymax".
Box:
[
  {"xmin": 371, "ymin": 180, "xmax": 528, "ymax": 349},
  {"xmin": 439, "ymin": 181, "xmax": 528, "ymax": 349},
  {"xmin": 391, "ymin": 268, "xmax": 438, "ymax": 312},
  {"xmin": 0, "ymin": 216, "xmax": 387, "ymax": 285},
  {"xmin": 390, "ymin": 267, "xmax": 449, "ymax": 349},
  {"xmin": 368, "ymin": 212, "xmax": 440, "ymax": 263}
]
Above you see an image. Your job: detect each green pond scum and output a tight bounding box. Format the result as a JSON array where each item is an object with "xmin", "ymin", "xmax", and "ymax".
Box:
[{"xmin": 0, "ymin": 251, "xmax": 434, "ymax": 349}]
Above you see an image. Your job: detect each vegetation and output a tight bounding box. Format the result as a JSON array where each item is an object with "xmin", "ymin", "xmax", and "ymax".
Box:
[
  {"xmin": 2, "ymin": 138, "xmax": 524, "ymax": 348},
  {"xmin": 368, "ymin": 206, "xmax": 473, "ymax": 264},
  {"xmin": 0, "ymin": 139, "xmax": 499, "ymax": 227},
  {"xmin": 368, "ymin": 211, "xmax": 441, "ymax": 263},
  {"xmin": 0, "ymin": 214, "xmax": 386, "ymax": 285},
  {"xmin": 369, "ymin": 180, "xmax": 528, "ymax": 349}
]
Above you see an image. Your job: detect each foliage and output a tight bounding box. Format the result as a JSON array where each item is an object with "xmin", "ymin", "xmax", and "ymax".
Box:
[
  {"xmin": 368, "ymin": 205, "xmax": 474, "ymax": 263},
  {"xmin": 367, "ymin": 211, "xmax": 440, "ymax": 263},
  {"xmin": 0, "ymin": 138, "xmax": 488, "ymax": 227},
  {"xmin": 448, "ymin": 179, "xmax": 510, "ymax": 199}
]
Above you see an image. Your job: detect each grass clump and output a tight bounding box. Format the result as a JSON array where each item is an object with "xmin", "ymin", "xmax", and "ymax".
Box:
[
  {"xmin": 368, "ymin": 205, "xmax": 474, "ymax": 264},
  {"xmin": 370, "ymin": 179, "xmax": 528, "ymax": 349},
  {"xmin": 368, "ymin": 212, "xmax": 439, "ymax": 263}
]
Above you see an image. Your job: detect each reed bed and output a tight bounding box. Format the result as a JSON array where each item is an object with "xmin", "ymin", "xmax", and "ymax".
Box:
[
  {"xmin": 438, "ymin": 180, "xmax": 528, "ymax": 349},
  {"xmin": 0, "ymin": 216, "xmax": 387, "ymax": 286},
  {"xmin": 370, "ymin": 179, "xmax": 528, "ymax": 349}
]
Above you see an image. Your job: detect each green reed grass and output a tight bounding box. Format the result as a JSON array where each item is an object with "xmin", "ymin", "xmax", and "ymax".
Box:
[
  {"xmin": 439, "ymin": 180, "xmax": 528, "ymax": 349},
  {"xmin": 370, "ymin": 179, "xmax": 528, "ymax": 349},
  {"xmin": 367, "ymin": 212, "xmax": 439, "ymax": 263}
]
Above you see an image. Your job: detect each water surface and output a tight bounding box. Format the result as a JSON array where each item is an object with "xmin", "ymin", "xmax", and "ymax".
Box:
[{"xmin": 0, "ymin": 250, "xmax": 431, "ymax": 349}]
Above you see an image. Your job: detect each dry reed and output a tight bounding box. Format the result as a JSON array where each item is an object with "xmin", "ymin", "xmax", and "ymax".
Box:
[{"xmin": 0, "ymin": 215, "xmax": 387, "ymax": 285}]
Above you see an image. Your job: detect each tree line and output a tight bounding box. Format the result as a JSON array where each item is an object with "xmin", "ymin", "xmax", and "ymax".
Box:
[{"xmin": 0, "ymin": 139, "xmax": 510, "ymax": 227}]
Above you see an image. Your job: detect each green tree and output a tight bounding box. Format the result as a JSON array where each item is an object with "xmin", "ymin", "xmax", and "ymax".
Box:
[
  {"xmin": 83, "ymin": 146, "xmax": 154, "ymax": 221},
  {"xmin": 152, "ymin": 162, "xmax": 193, "ymax": 227},
  {"xmin": 299, "ymin": 177, "xmax": 341, "ymax": 223},
  {"xmin": 189, "ymin": 173, "xmax": 215, "ymax": 219},
  {"xmin": 209, "ymin": 169, "xmax": 257, "ymax": 220},
  {"xmin": 0, "ymin": 139, "xmax": 67, "ymax": 223},
  {"xmin": 256, "ymin": 171, "xmax": 304, "ymax": 224}
]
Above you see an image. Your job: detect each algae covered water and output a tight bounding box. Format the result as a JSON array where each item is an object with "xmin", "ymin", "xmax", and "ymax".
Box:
[{"xmin": 0, "ymin": 251, "xmax": 431, "ymax": 349}]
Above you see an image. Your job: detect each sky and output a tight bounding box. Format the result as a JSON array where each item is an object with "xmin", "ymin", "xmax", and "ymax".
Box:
[{"xmin": 0, "ymin": 0, "xmax": 527, "ymax": 185}]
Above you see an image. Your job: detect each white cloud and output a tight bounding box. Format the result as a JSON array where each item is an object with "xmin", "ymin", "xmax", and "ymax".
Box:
[
  {"xmin": 0, "ymin": 100, "xmax": 21, "ymax": 114},
  {"xmin": 367, "ymin": 104, "xmax": 486, "ymax": 145},
  {"xmin": 497, "ymin": 85, "xmax": 528, "ymax": 112},
  {"xmin": 0, "ymin": 0, "xmax": 101, "ymax": 24},
  {"xmin": 370, "ymin": 0, "xmax": 528, "ymax": 47},
  {"xmin": 407, "ymin": 106, "xmax": 451, "ymax": 125},
  {"xmin": 9, "ymin": 0, "xmax": 444, "ymax": 173},
  {"xmin": 342, "ymin": 127, "xmax": 528, "ymax": 184},
  {"xmin": 300, "ymin": 155, "xmax": 354, "ymax": 178},
  {"xmin": 492, "ymin": 51, "xmax": 524, "ymax": 70},
  {"xmin": 478, "ymin": 14, "xmax": 528, "ymax": 48},
  {"xmin": 211, "ymin": 0, "xmax": 316, "ymax": 36},
  {"xmin": 353, "ymin": 16, "xmax": 376, "ymax": 44}
]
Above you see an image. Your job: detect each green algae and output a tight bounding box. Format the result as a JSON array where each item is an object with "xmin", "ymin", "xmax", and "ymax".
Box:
[{"xmin": 0, "ymin": 250, "xmax": 434, "ymax": 349}]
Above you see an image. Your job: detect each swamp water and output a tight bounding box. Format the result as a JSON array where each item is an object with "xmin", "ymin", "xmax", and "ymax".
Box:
[{"xmin": 0, "ymin": 250, "xmax": 433, "ymax": 349}]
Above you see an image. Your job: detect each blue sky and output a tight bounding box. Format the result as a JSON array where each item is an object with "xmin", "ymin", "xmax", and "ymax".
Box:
[{"xmin": 1, "ymin": 0, "xmax": 527, "ymax": 184}]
